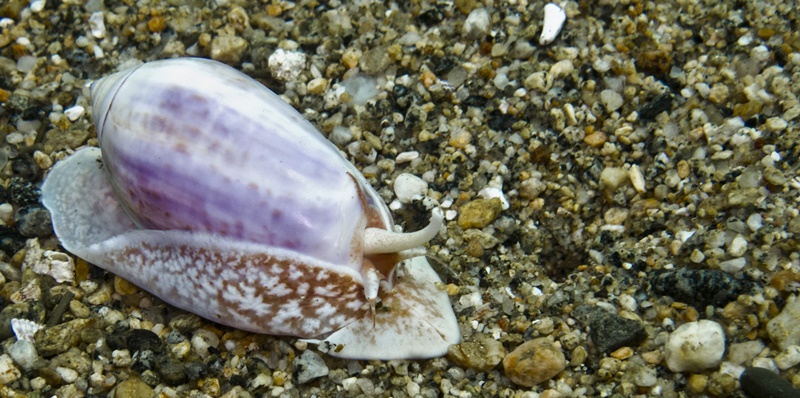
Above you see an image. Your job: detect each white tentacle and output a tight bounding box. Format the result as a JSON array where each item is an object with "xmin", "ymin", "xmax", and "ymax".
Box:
[{"xmin": 363, "ymin": 208, "xmax": 444, "ymax": 254}]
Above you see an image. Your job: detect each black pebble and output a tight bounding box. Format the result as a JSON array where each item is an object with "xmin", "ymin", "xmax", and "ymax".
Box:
[
  {"xmin": 7, "ymin": 177, "xmax": 40, "ymax": 207},
  {"xmin": 127, "ymin": 328, "xmax": 164, "ymax": 354},
  {"xmin": 649, "ymin": 268, "xmax": 756, "ymax": 309},
  {"xmin": 156, "ymin": 358, "xmax": 187, "ymax": 385},
  {"xmin": 639, "ymin": 93, "xmax": 673, "ymax": 120},
  {"xmin": 740, "ymin": 366, "xmax": 800, "ymax": 398},
  {"xmin": 571, "ymin": 304, "xmax": 647, "ymax": 354}
]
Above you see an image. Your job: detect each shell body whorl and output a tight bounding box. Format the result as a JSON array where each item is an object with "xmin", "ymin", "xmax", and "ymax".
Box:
[
  {"xmin": 93, "ymin": 58, "xmax": 390, "ymax": 269},
  {"xmin": 41, "ymin": 57, "xmax": 459, "ymax": 360}
]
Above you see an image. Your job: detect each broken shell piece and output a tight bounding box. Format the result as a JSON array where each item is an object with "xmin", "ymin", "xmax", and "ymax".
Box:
[
  {"xmin": 11, "ymin": 318, "xmax": 43, "ymax": 342},
  {"xmin": 540, "ymin": 3, "xmax": 566, "ymax": 45}
]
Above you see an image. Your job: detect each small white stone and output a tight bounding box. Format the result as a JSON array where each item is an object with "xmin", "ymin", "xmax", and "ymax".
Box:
[
  {"xmin": 0, "ymin": 354, "xmax": 21, "ymax": 385},
  {"xmin": 0, "ymin": 203, "xmax": 13, "ymax": 225},
  {"xmin": 746, "ymin": 213, "xmax": 763, "ymax": 232},
  {"xmin": 56, "ymin": 367, "xmax": 79, "ymax": 383},
  {"xmin": 64, "ymin": 105, "xmax": 85, "ymax": 121},
  {"xmin": 629, "ymin": 165, "xmax": 646, "ymax": 193},
  {"xmin": 88, "ymin": 11, "xmax": 105, "ymax": 39},
  {"xmin": 268, "ymin": 49, "xmax": 306, "ymax": 82},
  {"xmin": 549, "ymin": 59, "xmax": 573, "ymax": 78},
  {"xmin": 728, "ymin": 235, "xmax": 748, "ymax": 257},
  {"xmin": 600, "ymin": 89, "xmax": 624, "ymax": 112},
  {"xmin": 112, "ymin": 350, "xmax": 133, "ymax": 367},
  {"xmin": 719, "ymin": 257, "xmax": 747, "ymax": 273},
  {"xmin": 463, "ymin": 8, "xmax": 491, "ymax": 37},
  {"xmin": 665, "ymin": 320, "xmax": 726, "ymax": 372},
  {"xmin": 393, "ymin": 173, "xmax": 428, "ymax": 204},
  {"xmin": 395, "ymin": 151, "xmax": 419, "ymax": 164},
  {"xmin": 30, "ymin": 0, "xmax": 46, "ymax": 12},
  {"xmin": 7, "ymin": 340, "xmax": 37, "ymax": 371},
  {"xmin": 540, "ymin": 3, "xmax": 566, "ymax": 45},
  {"xmin": 764, "ymin": 117, "xmax": 788, "ymax": 132},
  {"xmin": 775, "ymin": 345, "xmax": 800, "ymax": 370}
]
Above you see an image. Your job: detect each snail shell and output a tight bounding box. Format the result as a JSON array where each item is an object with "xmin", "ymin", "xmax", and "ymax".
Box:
[{"xmin": 41, "ymin": 58, "xmax": 459, "ymax": 360}]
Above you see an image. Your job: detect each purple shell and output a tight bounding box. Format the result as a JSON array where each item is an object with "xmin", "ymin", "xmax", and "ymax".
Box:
[{"xmin": 41, "ymin": 58, "xmax": 459, "ymax": 359}]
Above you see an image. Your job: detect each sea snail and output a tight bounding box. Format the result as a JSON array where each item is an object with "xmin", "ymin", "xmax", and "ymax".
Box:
[{"xmin": 41, "ymin": 58, "xmax": 460, "ymax": 360}]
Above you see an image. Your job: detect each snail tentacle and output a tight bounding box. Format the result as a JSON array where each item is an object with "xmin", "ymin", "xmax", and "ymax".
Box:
[{"xmin": 362, "ymin": 208, "xmax": 444, "ymax": 255}]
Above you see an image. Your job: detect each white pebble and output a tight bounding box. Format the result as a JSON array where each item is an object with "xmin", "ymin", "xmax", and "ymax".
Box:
[
  {"xmin": 0, "ymin": 203, "xmax": 14, "ymax": 225},
  {"xmin": 30, "ymin": 0, "xmax": 46, "ymax": 12},
  {"xmin": 775, "ymin": 345, "xmax": 800, "ymax": 370},
  {"xmin": 393, "ymin": 173, "xmax": 428, "ymax": 204},
  {"xmin": 549, "ymin": 59, "xmax": 574, "ymax": 79},
  {"xmin": 600, "ymin": 89, "xmax": 624, "ymax": 112},
  {"xmin": 395, "ymin": 151, "xmax": 419, "ymax": 164},
  {"xmin": 746, "ymin": 213, "xmax": 763, "ymax": 232},
  {"xmin": 56, "ymin": 367, "xmax": 79, "ymax": 383},
  {"xmin": 463, "ymin": 8, "xmax": 491, "ymax": 36},
  {"xmin": 64, "ymin": 105, "xmax": 85, "ymax": 121},
  {"xmin": 540, "ymin": 3, "xmax": 566, "ymax": 45},
  {"xmin": 7, "ymin": 340, "xmax": 37, "ymax": 371},
  {"xmin": 628, "ymin": 165, "xmax": 646, "ymax": 193},
  {"xmin": 764, "ymin": 117, "xmax": 788, "ymax": 132},
  {"xmin": 268, "ymin": 49, "xmax": 306, "ymax": 82},
  {"xmin": 665, "ymin": 320, "xmax": 726, "ymax": 372},
  {"xmin": 727, "ymin": 234, "xmax": 748, "ymax": 257},
  {"xmin": 0, "ymin": 354, "xmax": 21, "ymax": 385},
  {"xmin": 719, "ymin": 257, "xmax": 747, "ymax": 273},
  {"xmin": 88, "ymin": 11, "xmax": 105, "ymax": 39}
]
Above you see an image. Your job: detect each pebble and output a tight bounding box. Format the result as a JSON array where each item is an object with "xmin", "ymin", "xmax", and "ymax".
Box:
[
  {"xmin": 88, "ymin": 12, "xmax": 105, "ymax": 38},
  {"xmin": 765, "ymin": 117, "xmax": 788, "ymax": 132},
  {"xmin": 600, "ymin": 90, "xmax": 624, "ymax": 113},
  {"xmin": 114, "ymin": 376, "xmax": 155, "ymax": 398},
  {"xmin": 649, "ymin": 268, "xmax": 754, "ymax": 308},
  {"xmin": 503, "ymin": 338, "xmax": 566, "ymax": 387},
  {"xmin": 628, "ymin": 165, "xmax": 646, "ymax": 193},
  {"xmin": 447, "ymin": 333, "xmax": 507, "ymax": 372},
  {"xmin": 727, "ymin": 235, "xmax": 748, "ymax": 257},
  {"xmin": 395, "ymin": 151, "xmax": 419, "ymax": 164},
  {"xmin": 393, "ymin": 173, "xmax": 428, "ymax": 204},
  {"xmin": 768, "ymin": 295, "xmax": 800, "ymax": 350},
  {"xmin": 463, "ymin": 8, "xmax": 490, "ymax": 38},
  {"xmin": 664, "ymin": 320, "xmax": 725, "ymax": 372},
  {"xmin": 571, "ymin": 305, "xmax": 646, "ymax": 354},
  {"xmin": 14, "ymin": 206, "xmax": 53, "ymax": 238},
  {"xmin": 0, "ymin": 354, "xmax": 21, "ymax": 384},
  {"xmin": 10, "ymin": 318, "xmax": 43, "ymax": 342},
  {"xmin": 210, "ymin": 35, "xmax": 248, "ymax": 64},
  {"xmin": 740, "ymin": 366, "xmax": 800, "ymax": 398},
  {"xmin": 458, "ymin": 198, "xmax": 503, "ymax": 229},
  {"xmin": 599, "ymin": 167, "xmax": 629, "ymax": 193},
  {"xmin": 294, "ymin": 350, "xmax": 329, "ymax": 384},
  {"xmin": 540, "ymin": 3, "xmax": 566, "ymax": 45},
  {"xmin": 775, "ymin": 346, "xmax": 800, "ymax": 370},
  {"xmin": 727, "ymin": 340, "xmax": 765, "ymax": 365},
  {"xmin": 64, "ymin": 105, "xmax": 85, "ymax": 121},
  {"xmin": 35, "ymin": 319, "xmax": 94, "ymax": 357},
  {"xmin": 7, "ymin": 339, "xmax": 38, "ymax": 371},
  {"xmin": 719, "ymin": 257, "xmax": 747, "ymax": 273}
]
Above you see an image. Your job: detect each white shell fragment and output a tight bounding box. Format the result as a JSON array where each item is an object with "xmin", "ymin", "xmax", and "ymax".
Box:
[
  {"xmin": 540, "ymin": 3, "xmax": 566, "ymax": 45},
  {"xmin": 10, "ymin": 318, "xmax": 43, "ymax": 343}
]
